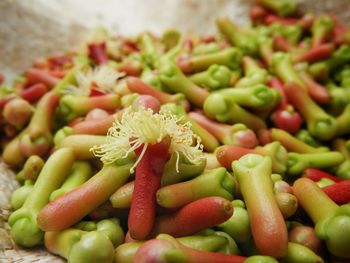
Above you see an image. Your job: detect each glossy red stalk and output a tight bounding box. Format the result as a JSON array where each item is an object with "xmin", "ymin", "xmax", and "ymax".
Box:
[
  {"xmin": 20, "ymin": 83, "xmax": 48, "ymax": 103},
  {"xmin": 323, "ymin": 179, "xmax": 350, "ymax": 205},
  {"xmin": 268, "ymin": 78, "xmax": 302, "ymax": 133},
  {"xmin": 0, "ymin": 83, "xmax": 48, "ymax": 109},
  {"xmin": 72, "ymin": 115, "xmax": 115, "ymax": 135},
  {"xmin": 274, "ymin": 35, "xmax": 293, "ymax": 52},
  {"xmin": 37, "ymin": 161, "xmax": 132, "ymax": 231},
  {"xmin": 264, "ymin": 14, "xmax": 298, "ymax": 26},
  {"xmin": 250, "ymin": 4, "xmax": 270, "ymax": 24},
  {"xmin": 126, "ymin": 77, "xmax": 183, "ymax": 104},
  {"xmin": 25, "ymin": 68, "xmax": 60, "ymax": 89},
  {"xmin": 299, "ymin": 71, "xmax": 331, "ymax": 104},
  {"xmin": 149, "ymin": 197, "xmax": 233, "ymax": 238},
  {"xmin": 302, "ymin": 168, "xmax": 343, "ymax": 183},
  {"xmin": 129, "ymin": 140, "xmax": 170, "ymax": 240},
  {"xmin": 292, "ymin": 43, "xmax": 335, "ymax": 63},
  {"xmin": 88, "ymin": 42, "xmax": 108, "ymax": 65},
  {"xmin": 216, "ymin": 145, "xmax": 255, "ymax": 169}
]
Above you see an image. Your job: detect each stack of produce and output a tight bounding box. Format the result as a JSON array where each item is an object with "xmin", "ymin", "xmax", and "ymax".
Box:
[{"xmin": 1, "ymin": 0, "xmax": 350, "ymax": 262}]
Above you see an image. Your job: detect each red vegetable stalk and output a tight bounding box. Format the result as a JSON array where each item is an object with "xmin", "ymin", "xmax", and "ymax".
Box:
[
  {"xmin": 268, "ymin": 78, "xmax": 302, "ymax": 134},
  {"xmin": 331, "ymin": 16, "xmax": 350, "ymax": 46},
  {"xmin": 323, "ymin": 179, "xmax": 350, "ymax": 205},
  {"xmin": 148, "ymin": 197, "xmax": 233, "ymax": 238},
  {"xmin": 216, "ymin": 142, "xmax": 288, "ymax": 174},
  {"xmin": 265, "ymin": 13, "xmax": 298, "ymax": 25},
  {"xmin": 264, "ymin": 13, "xmax": 314, "ymax": 31},
  {"xmin": 299, "ymin": 70, "xmax": 331, "ymax": 104},
  {"xmin": 37, "ymin": 160, "xmax": 133, "ymax": 231},
  {"xmin": 302, "ymin": 168, "xmax": 343, "ymax": 183},
  {"xmin": 292, "ymin": 43, "xmax": 335, "ymax": 63},
  {"xmin": 250, "ymin": 4, "xmax": 270, "ymax": 24},
  {"xmin": 128, "ymin": 139, "xmax": 170, "ymax": 240},
  {"xmin": 0, "ymin": 83, "xmax": 48, "ymax": 109},
  {"xmin": 20, "ymin": 83, "xmax": 48, "ymax": 102},
  {"xmin": 88, "ymin": 42, "xmax": 108, "ymax": 65},
  {"xmin": 25, "ymin": 68, "xmax": 60, "ymax": 89},
  {"xmin": 274, "ymin": 35, "xmax": 293, "ymax": 52},
  {"xmin": 134, "ymin": 235, "xmax": 246, "ymax": 263},
  {"xmin": 126, "ymin": 77, "xmax": 184, "ymax": 104},
  {"xmin": 71, "ymin": 114, "xmax": 115, "ymax": 135}
]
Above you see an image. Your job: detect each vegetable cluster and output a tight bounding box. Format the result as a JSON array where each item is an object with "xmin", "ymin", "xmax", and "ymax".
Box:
[{"xmin": 2, "ymin": 0, "xmax": 350, "ymax": 262}]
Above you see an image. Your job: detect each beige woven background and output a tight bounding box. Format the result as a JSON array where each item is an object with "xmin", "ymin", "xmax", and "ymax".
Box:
[{"xmin": 0, "ymin": 0, "xmax": 349, "ymax": 262}]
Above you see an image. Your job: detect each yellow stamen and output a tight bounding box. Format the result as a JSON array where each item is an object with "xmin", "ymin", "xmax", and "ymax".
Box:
[
  {"xmin": 91, "ymin": 107, "xmax": 204, "ymax": 172},
  {"xmin": 60, "ymin": 65, "xmax": 124, "ymax": 96}
]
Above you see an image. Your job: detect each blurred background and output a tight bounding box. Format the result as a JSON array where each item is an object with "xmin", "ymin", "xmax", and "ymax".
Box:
[{"xmin": 0, "ymin": 0, "xmax": 348, "ymax": 81}]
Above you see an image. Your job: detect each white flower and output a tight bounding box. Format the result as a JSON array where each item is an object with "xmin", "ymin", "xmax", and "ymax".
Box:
[
  {"xmin": 60, "ymin": 65, "xmax": 125, "ymax": 96},
  {"xmin": 90, "ymin": 107, "xmax": 204, "ymax": 173}
]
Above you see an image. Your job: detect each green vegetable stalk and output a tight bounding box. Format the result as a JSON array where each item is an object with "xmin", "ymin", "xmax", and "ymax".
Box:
[
  {"xmin": 287, "ymin": 151, "xmax": 344, "ymax": 176},
  {"xmin": 284, "ymin": 82, "xmax": 337, "ymax": 141},
  {"xmin": 159, "ymin": 61, "xmax": 209, "ymax": 107},
  {"xmin": 216, "ymin": 17, "xmax": 258, "ymax": 55},
  {"xmin": 176, "ymin": 47, "xmax": 242, "ymax": 73},
  {"xmin": 49, "ymin": 162, "xmax": 93, "ymax": 201},
  {"xmin": 161, "ymin": 151, "xmax": 206, "ymax": 186},
  {"xmin": 293, "ymin": 178, "xmax": 350, "ymax": 258},
  {"xmin": 281, "ymin": 242, "xmax": 324, "ymax": 263},
  {"xmin": 20, "ymin": 91, "xmax": 59, "ymax": 157},
  {"xmin": 10, "ymin": 180, "xmax": 34, "ymax": 210},
  {"xmin": 217, "ymin": 200, "xmax": 251, "ymax": 243},
  {"xmin": 205, "ymin": 84, "xmax": 279, "ymax": 110},
  {"xmin": 8, "ymin": 148, "xmax": 75, "ymax": 247},
  {"xmin": 45, "ymin": 219, "xmax": 124, "ymax": 263},
  {"xmin": 15, "ymin": 155, "xmax": 45, "ymax": 183},
  {"xmin": 156, "ymin": 167, "xmax": 235, "ymax": 208},
  {"xmin": 57, "ymin": 135, "xmax": 108, "ymax": 159},
  {"xmin": 270, "ymin": 52, "xmax": 305, "ymax": 89},
  {"xmin": 37, "ymin": 158, "xmax": 133, "ymax": 231},
  {"xmin": 311, "ymin": 15, "xmax": 333, "ymax": 48},
  {"xmin": 258, "ymin": 0, "xmax": 297, "ymax": 17},
  {"xmin": 110, "ymin": 153, "xmax": 208, "ymax": 209},
  {"xmin": 332, "ymin": 138, "xmax": 350, "ymax": 179},
  {"xmin": 203, "ymin": 94, "xmax": 267, "ymax": 131},
  {"xmin": 232, "ymin": 154, "xmax": 288, "ymax": 258},
  {"xmin": 189, "ymin": 64, "xmax": 232, "ymax": 90},
  {"xmin": 267, "ymin": 128, "xmax": 329, "ymax": 154},
  {"xmin": 57, "ymin": 94, "xmax": 120, "ymax": 121}
]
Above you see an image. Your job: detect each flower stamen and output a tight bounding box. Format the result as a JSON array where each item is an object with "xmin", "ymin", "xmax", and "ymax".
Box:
[{"xmin": 90, "ymin": 106, "xmax": 204, "ymax": 172}]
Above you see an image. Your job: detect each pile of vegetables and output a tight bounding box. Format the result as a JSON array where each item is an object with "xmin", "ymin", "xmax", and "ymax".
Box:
[{"xmin": 2, "ymin": 0, "xmax": 350, "ymax": 262}]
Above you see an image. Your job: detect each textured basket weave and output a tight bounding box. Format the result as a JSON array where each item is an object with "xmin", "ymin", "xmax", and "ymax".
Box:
[{"xmin": 0, "ymin": 0, "xmax": 349, "ymax": 262}]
